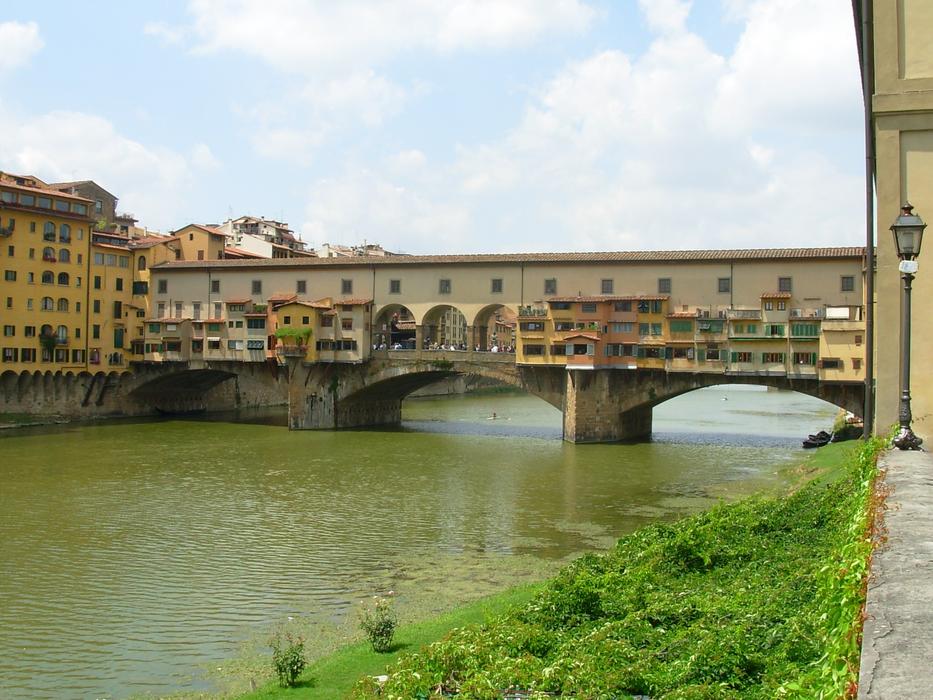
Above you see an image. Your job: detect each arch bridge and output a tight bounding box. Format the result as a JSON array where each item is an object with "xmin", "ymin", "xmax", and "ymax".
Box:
[{"xmin": 282, "ymin": 351, "xmax": 863, "ymax": 442}]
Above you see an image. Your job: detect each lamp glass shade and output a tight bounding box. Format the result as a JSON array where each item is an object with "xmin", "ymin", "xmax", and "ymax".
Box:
[{"xmin": 890, "ymin": 205, "xmax": 926, "ymax": 260}]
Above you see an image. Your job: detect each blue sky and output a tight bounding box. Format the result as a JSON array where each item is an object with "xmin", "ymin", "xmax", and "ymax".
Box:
[{"xmin": 0, "ymin": 1, "xmax": 863, "ymax": 253}]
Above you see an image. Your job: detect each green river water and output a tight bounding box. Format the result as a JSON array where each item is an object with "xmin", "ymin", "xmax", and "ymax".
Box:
[{"xmin": 0, "ymin": 386, "xmax": 836, "ymax": 699}]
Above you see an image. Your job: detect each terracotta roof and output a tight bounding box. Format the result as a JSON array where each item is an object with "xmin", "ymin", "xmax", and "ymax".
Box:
[
  {"xmin": 549, "ymin": 294, "xmax": 669, "ymax": 303},
  {"xmin": 267, "ymin": 292, "xmax": 298, "ymax": 302},
  {"xmin": 0, "ymin": 179, "xmax": 94, "ymax": 203},
  {"xmin": 224, "ymin": 297, "xmax": 251, "ymax": 304},
  {"xmin": 761, "ymin": 292, "xmax": 793, "ymax": 299},
  {"xmin": 335, "ymin": 298, "xmax": 373, "ymax": 306},
  {"xmin": 129, "ymin": 235, "xmax": 179, "ymax": 249},
  {"xmin": 224, "ymin": 246, "xmax": 265, "ymax": 259},
  {"xmin": 667, "ymin": 312, "xmax": 697, "ymax": 318},
  {"xmin": 151, "ymin": 246, "xmax": 868, "ymax": 271},
  {"xmin": 145, "ymin": 318, "xmax": 184, "ymax": 323},
  {"xmin": 175, "ymin": 223, "xmax": 228, "ymax": 238},
  {"xmin": 278, "ymin": 299, "xmax": 332, "ymax": 310},
  {"xmin": 49, "ymin": 180, "xmax": 118, "ymax": 200},
  {"xmin": 560, "ymin": 332, "xmax": 601, "ymax": 341}
]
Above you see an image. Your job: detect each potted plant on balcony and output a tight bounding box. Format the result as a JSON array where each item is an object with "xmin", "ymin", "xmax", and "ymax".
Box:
[
  {"xmin": 39, "ymin": 331, "xmax": 57, "ymax": 357},
  {"xmin": 275, "ymin": 326, "xmax": 312, "ymax": 356}
]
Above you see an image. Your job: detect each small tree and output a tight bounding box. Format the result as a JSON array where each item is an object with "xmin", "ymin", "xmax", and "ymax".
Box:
[
  {"xmin": 359, "ymin": 596, "xmax": 398, "ymax": 653},
  {"xmin": 275, "ymin": 326, "xmax": 312, "ymax": 346},
  {"xmin": 270, "ymin": 630, "xmax": 306, "ymax": 687}
]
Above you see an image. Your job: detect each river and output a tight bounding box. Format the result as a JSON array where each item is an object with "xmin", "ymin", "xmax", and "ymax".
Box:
[{"xmin": 0, "ymin": 386, "xmax": 836, "ymax": 699}]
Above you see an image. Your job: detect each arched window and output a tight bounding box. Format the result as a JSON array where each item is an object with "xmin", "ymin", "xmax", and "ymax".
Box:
[
  {"xmin": 59, "ymin": 249, "xmax": 71, "ymax": 263},
  {"xmin": 59, "ymin": 224, "xmax": 71, "ymax": 243},
  {"xmin": 41, "ymin": 271, "xmax": 54, "ymax": 284},
  {"xmin": 42, "ymin": 247, "xmax": 55, "ymax": 262},
  {"xmin": 41, "ymin": 297, "xmax": 54, "ymax": 311},
  {"xmin": 56, "ymin": 325, "xmax": 68, "ymax": 341},
  {"xmin": 57, "ymin": 272, "xmax": 69, "ymax": 286},
  {"xmin": 40, "ymin": 324, "xmax": 53, "ymax": 337},
  {"xmin": 138, "ymin": 255, "xmax": 147, "ymax": 271},
  {"xmin": 43, "ymin": 222, "xmax": 55, "ymax": 241},
  {"xmin": 57, "ymin": 298, "xmax": 69, "ymax": 312}
]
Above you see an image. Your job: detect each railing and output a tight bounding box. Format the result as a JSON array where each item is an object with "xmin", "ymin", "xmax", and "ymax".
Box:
[
  {"xmin": 728, "ymin": 309, "xmax": 761, "ymax": 319},
  {"xmin": 518, "ymin": 306, "xmax": 547, "ymax": 317}
]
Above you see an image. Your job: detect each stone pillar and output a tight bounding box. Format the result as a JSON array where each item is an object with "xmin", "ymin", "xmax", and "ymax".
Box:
[
  {"xmin": 466, "ymin": 325, "xmax": 475, "ymax": 355},
  {"xmin": 415, "ymin": 324, "xmax": 424, "ymax": 358},
  {"xmin": 562, "ymin": 368, "xmax": 653, "ymax": 443}
]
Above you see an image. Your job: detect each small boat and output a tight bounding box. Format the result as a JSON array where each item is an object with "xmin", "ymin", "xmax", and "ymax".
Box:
[{"xmin": 802, "ymin": 430, "xmax": 831, "ymax": 449}]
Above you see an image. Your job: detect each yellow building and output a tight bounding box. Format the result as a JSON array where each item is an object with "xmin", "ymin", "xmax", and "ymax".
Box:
[
  {"xmin": 862, "ymin": 2, "xmax": 933, "ymax": 440},
  {"xmin": 0, "ymin": 172, "xmax": 95, "ymax": 371},
  {"xmin": 173, "ymin": 223, "xmax": 227, "ymax": 262}
]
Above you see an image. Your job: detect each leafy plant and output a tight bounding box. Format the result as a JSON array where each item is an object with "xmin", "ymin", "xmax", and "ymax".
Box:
[
  {"xmin": 275, "ymin": 326, "xmax": 313, "ymax": 345},
  {"xmin": 359, "ymin": 596, "xmax": 398, "ymax": 653},
  {"xmin": 270, "ymin": 630, "xmax": 306, "ymax": 687}
]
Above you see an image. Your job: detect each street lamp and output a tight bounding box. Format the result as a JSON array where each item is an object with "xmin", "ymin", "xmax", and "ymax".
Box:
[{"xmin": 890, "ymin": 203, "xmax": 926, "ymax": 450}]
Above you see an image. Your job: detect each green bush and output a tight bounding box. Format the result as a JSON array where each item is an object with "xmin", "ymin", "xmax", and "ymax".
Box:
[
  {"xmin": 356, "ymin": 441, "xmax": 882, "ymax": 699},
  {"xmin": 270, "ymin": 630, "xmax": 306, "ymax": 687},
  {"xmin": 359, "ymin": 596, "xmax": 398, "ymax": 653}
]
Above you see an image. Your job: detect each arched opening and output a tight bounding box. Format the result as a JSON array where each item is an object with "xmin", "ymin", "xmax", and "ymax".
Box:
[
  {"xmin": 472, "ymin": 304, "xmax": 518, "ymax": 352},
  {"xmin": 42, "ymin": 247, "xmax": 55, "ymax": 262},
  {"xmin": 138, "ymin": 255, "xmax": 147, "ymax": 271},
  {"xmin": 59, "ymin": 223, "xmax": 71, "ymax": 243},
  {"xmin": 41, "ymin": 271, "xmax": 54, "ymax": 284},
  {"xmin": 373, "ymin": 304, "xmax": 416, "ymax": 349},
  {"xmin": 422, "ymin": 304, "xmax": 468, "ymax": 350},
  {"xmin": 59, "ymin": 249, "xmax": 71, "ymax": 263},
  {"xmin": 57, "ymin": 298, "xmax": 69, "ymax": 312},
  {"xmin": 57, "ymin": 272, "xmax": 69, "ymax": 286},
  {"xmin": 42, "ymin": 222, "xmax": 55, "ymax": 242},
  {"xmin": 41, "ymin": 297, "xmax": 54, "ymax": 311}
]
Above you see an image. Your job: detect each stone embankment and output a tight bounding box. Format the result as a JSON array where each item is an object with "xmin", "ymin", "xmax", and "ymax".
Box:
[{"xmin": 858, "ymin": 449, "xmax": 933, "ymax": 699}]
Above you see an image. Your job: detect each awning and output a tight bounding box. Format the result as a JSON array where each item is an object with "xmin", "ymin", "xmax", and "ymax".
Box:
[{"xmin": 207, "ymin": 336, "xmax": 221, "ymax": 342}]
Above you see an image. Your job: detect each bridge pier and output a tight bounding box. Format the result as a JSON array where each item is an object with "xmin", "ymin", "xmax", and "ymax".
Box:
[{"xmin": 562, "ymin": 369, "xmax": 653, "ymax": 443}]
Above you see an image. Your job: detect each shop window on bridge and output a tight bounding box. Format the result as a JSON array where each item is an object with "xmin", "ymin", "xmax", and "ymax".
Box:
[
  {"xmin": 731, "ymin": 351, "xmax": 753, "ymax": 363},
  {"xmin": 247, "ymin": 339, "xmax": 265, "ymax": 350},
  {"xmin": 580, "ymin": 302, "xmax": 597, "ymax": 313},
  {"xmin": 321, "ymin": 316, "xmax": 334, "ymax": 327},
  {"xmin": 550, "ymin": 344, "xmax": 567, "ymax": 355},
  {"xmin": 670, "ymin": 320, "xmax": 693, "ymax": 333},
  {"xmin": 762, "ymin": 352, "xmax": 785, "ymax": 363},
  {"xmin": 672, "ymin": 346, "xmax": 693, "ymax": 359},
  {"xmin": 520, "ymin": 321, "xmax": 545, "ymax": 332},
  {"xmin": 341, "ymin": 318, "xmax": 353, "ymax": 330},
  {"xmin": 524, "ymin": 344, "xmax": 545, "ymax": 355},
  {"xmin": 614, "ymin": 300, "xmax": 632, "ymax": 312},
  {"xmin": 439, "ymin": 279, "xmax": 451, "ymax": 294},
  {"xmin": 550, "ymin": 301, "xmax": 571, "ymax": 310},
  {"xmin": 791, "ymin": 323, "xmax": 818, "ymax": 337},
  {"xmin": 491, "ymin": 278, "xmax": 503, "ymax": 294},
  {"xmin": 555, "ymin": 321, "xmax": 574, "ymax": 331},
  {"xmin": 246, "ymin": 318, "xmax": 266, "ymax": 329},
  {"xmin": 793, "ymin": 352, "xmax": 816, "ymax": 365},
  {"xmin": 765, "ymin": 324, "xmax": 785, "ymax": 337}
]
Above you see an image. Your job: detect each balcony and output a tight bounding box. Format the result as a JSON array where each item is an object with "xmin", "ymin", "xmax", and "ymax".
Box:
[
  {"xmin": 518, "ymin": 306, "xmax": 547, "ymax": 317},
  {"xmin": 728, "ymin": 309, "xmax": 761, "ymax": 320}
]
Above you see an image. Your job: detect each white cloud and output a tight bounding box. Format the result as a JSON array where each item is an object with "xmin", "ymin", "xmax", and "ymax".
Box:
[
  {"xmin": 0, "ymin": 21, "xmax": 43, "ymax": 73},
  {"xmin": 187, "ymin": 0, "xmax": 595, "ymax": 73},
  {"xmin": 143, "ymin": 20, "xmax": 187, "ymax": 45},
  {"xmin": 638, "ymin": 0, "xmax": 692, "ymax": 35},
  {"xmin": 0, "ymin": 109, "xmax": 204, "ymax": 231},
  {"xmin": 191, "ymin": 143, "xmax": 221, "ymax": 170},
  {"xmin": 301, "ymin": 168, "xmax": 471, "ymax": 253}
]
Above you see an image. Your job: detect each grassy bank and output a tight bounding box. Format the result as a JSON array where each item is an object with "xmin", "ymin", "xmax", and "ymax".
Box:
[
  {"xmin": 343, "ymin": 439, "xmax": 881, "ymax": 699},
  {"xmin": 235, "ymin": 585, "xmax": 542, "ymax": 700}
]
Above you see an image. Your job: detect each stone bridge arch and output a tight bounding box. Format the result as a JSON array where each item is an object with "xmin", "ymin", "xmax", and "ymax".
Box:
[{"xmin": 285, "ymin": 355, "xmax": 565, "ymax": 430}]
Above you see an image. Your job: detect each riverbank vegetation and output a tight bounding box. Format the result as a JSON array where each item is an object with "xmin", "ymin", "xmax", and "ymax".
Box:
[{"xmin": 345, "ymin": 438, "xmax": 882, "ymax": 699}]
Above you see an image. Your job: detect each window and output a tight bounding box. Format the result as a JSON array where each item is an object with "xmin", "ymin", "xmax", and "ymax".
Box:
[
  {"xmin": 41, "ymin": 271, "xmax": 54, "ymax": 284},
  {"xmin": 247, "ymin": 339, "xmax": 265, "ymax": 350},
  {"xmin": 5, "ymin": 297, "xmax": 11, "ymax": 309},
  {"xmin": 95, "ymin": 199, "xmax": 103, "ymax": 215},
  {"xmin": 157, "ymin": 279, "xmax": 167, "ymax": 294},
  {"xmin": 21, "ymin": 348, "xmax": 35, "ymax": 362},
  {"xmin": 341, "ymin": 279, "xmax": 353, "ymax": 294},
  {"xmin": 207, "ymin": 323, "xmax": 222, "ymax": 332},
  {"xmin": 855, "ymin": 334, "xmax": 863, "ymax": 346},
  {"xmin": 174, "ymin": 302, "xmax": 182, "ymax": 317},
  {"xmin": 718, "ymin": 277, "xmax": 731, "ymax": 293},
  {"xmin": 778, "ymin": 277, "xmax": 792, "ymax": 293},
  {"xmin": 6, "ymin": 245, "xmax": 12, "ymax": 256},
  {"xmin": 24, "ymin": 326, "xmax": 35, "ymax": 337},
  {"xmin": 93, "ymin": 300, "xmax": 100, "ymax": 313},
  {"xmin": 42, "ymin": 246, "xmax": 56, "ymax": 261},
  {"xmin": 611, "ymin": 322, "xmax": 634, "ymax": 333},
  {"xmin": 651, "ymin": 323, "xmax": 662, "ymax": 335},
  {"xmin": 192, "ymin": 302, "xmax": 201, "ymax": 320},
  {"xmin": 841, "ymin": 275, "xmax": 855, "ymax": 292},
  {"xmin": 43, "ymin": 222, "xmax": 55, "ymax": 241},
  {"xmin": 520, "ymin": 321, "xmax": 545, "ymax": 332},
  {"xmin": 25, "ymin": 299, "xmax": 33, "ymax": 310},
  {"xmin": 296, "ymin": 280, "xmax": 307, "ymax": 294},
  {"xmin": 523, "ymin": 344, "xmax": 545, "ymax": 356},
  {"xmin": 439, "ymin": 279, "xmax": 451, "ymax": 294},
  {"xmin": 670, "ymin": 320, "xmax": 693, "ymax": 332},
  {"xmin": 764, "ymin": 301, "xmax": 773, "ymax": 311},
  {"xmin": 227, "ymin": 303, "xmax": 244, "ymax": 312},
  {"xmin": 551, "ymin": 301, "xmax": 571, "ymax": 310},
  {"xmin": 765, "ymin": 323, "xmax": 784, "ymax": 336},
  {"xmin": 491, "ymin": 278, "xmax": 503, "ymax": 294},
  {"xmin": 777, "ymin": 301, "xmax": 786, "ymax": 311},
  {"xmin": 793, "ymin": 352, "xmax": 817, "ymax": 365},
  {"xmin": 251, "ymin": 280, "xmax": 262, "ymax": 295},
  {"xmin": 214, "ymin": 302, "xmax": 222, "ymax": 318},
  {"xmin": 92, "ymin": 276, "xmax": 101, "ymax": 290},
  {"xmin": 210, "ymin": 279, "xmax": 220, "ymax": 294},
  {"xmin": 762, "ymin": 352, "xmax": 785, "ymax": 363},
  {"xmin": 302, "ymin": 316, "xmax": 310, "ymax": 324},
  {"xmin": 821, "ymin": 358, "xmax": 842, "ymax": 369},
  {"xmin": 132, "ymin": 281, "xmax": 148, "ymax": 295},
  {"xmin": 601, "ymin": 279, "xmax": 614, "ymax": 294},
  {"xmin": 614, "ymin": 301, "xmax": 632, "ymax": 312},
  {"xmin": 113, "ymin": 301, "xmax": 122, "ymax": 319},
  {"xmin": 389, "ymin": 279, "xmax": 401, "ymax": 294},
  {"xmin": 57, "ymin": 298, "xmax": 69, "ymax": 312},
  {"xmin": 246, "ymin": 318, "xmax": 266, "ymax": 329},
  {"xmin": 581, "ymin": 302, "xmax": 597, "ymax": 313},
  {"xmin": 4, "ymin": 270, "xmax": 15, "ymax": 282},
  {"xmin": 115, "ymin": 278, "xmax": 123, "ymax": 292},
  {"xmin": 2, "ymin": 325, "xmax": 13, "ymax": 337},
  {"xmin": 114, "ymin": 328, "xmax": 124, "ymax": 349},
  {"xmin": 227, "ymin": 340, "xmax": 244, "ymax": 350},
  {"xmin": 658, "ymin": 278, "xmax": 671, "ymax": 294},
  {"xmin": 148, "ymin": 323, "xmax": 161, "ymax": 334},
  {"xmin": 853, "ymin": 358, "xmax": 862, "ymax": 370},
  {"xmin": 2, "ymin": 348, "xmax": 18, "ymax": 363},
  {"xmin": 72, "ymin": 202, "xmax": 87, "ymax": 216},
  {"xmin": 791, "ymin": 323, "xmax": 819, "ymax": 336},
  {"xmin": 639, "ymin": 323, "xmax": 649, "ymax": 336},
  {"xmin": 197, "ymin": 250, "xmax": 204, "ymax": 261},
  {"xmin": 59, "ymin": 224, "xmax": 71, "ymax": 242},
  {"xmin": 157, "ymin": 302, "xmax": 166, "ymax": 317},
  {"xmin": 544, "ymin": 278, "xmax": 557, "ymax": 295},
  {"xmin": 731, "ymin": 351, "xmax": 753, "ymax": 363},
  {"xmin": 341, "ymin": 318, "xmax": 353, "ymax": 330},
  {"xmin": 321, "ymin": 316, "xmax": 334, "ymax": 328},
  {"xmin": 92, "ymin": 325, "xmax": 100, "ymax": 340}
]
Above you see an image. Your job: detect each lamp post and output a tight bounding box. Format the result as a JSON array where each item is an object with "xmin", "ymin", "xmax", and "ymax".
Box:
[{"xmin": 890, "ymin": 203, "xmax": 926, "ymax": 450}]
